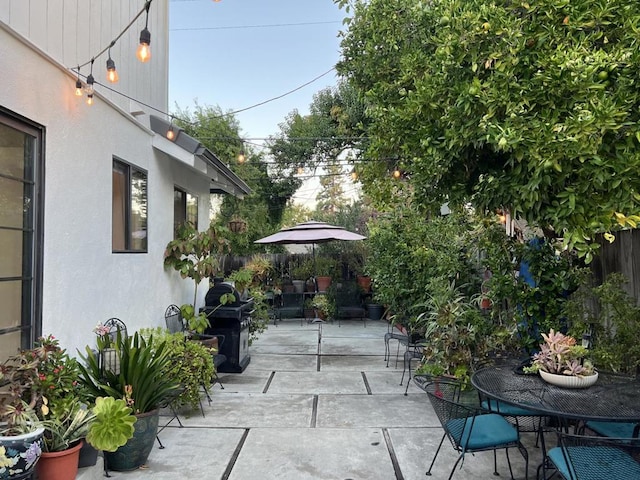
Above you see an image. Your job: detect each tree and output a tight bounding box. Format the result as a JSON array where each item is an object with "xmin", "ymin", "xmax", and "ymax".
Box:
[
  {"xmin": 173, "ymin": 103, "xmax": 297, "ymax": 254},
  {"xmin": 337, "ymin": 0, "xmax": 640, "ymax": 260}
]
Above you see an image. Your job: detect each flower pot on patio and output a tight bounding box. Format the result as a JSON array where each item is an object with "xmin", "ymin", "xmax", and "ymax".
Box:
[
  {"xmin": 292, "ymin": 280, "xmax": 305, "ymax": 293},
  {"xmin": 539, "ymin": 370, "xmax": 599, "ymax": 389},
  {"xmin": 315, "ymin": 276, "xmax": 332, "ymax": 292},
  {"xmin": 104, "ymin": 410, "xmax": 159, "ymax": 471},
  {"xmin": 356, "ymin": 275, "xmax": 371, "ymax": 292},
  {"xmin": 367, "ymin": 303, "xmax": 384, "ymax": 321},
  {"xmin": 36, "ymin": 440, "xmax": 83, "ymax": 480},
  {"xmin": 0, "ymin": 427, "xmax": 45, "ymax": 480}
]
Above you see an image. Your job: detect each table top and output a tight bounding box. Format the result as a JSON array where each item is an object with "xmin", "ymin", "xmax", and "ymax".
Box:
[{"xmin": 471, "ymin": 362, "xmax": 640, "ymax": 422}]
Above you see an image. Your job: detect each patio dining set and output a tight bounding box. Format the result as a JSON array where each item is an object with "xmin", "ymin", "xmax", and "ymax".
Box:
[{"xmin": 403, "ymin": 356, "xmax": 640, "ymax": 480}]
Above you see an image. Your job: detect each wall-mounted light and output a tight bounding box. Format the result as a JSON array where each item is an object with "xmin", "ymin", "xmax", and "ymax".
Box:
[
  {"xmin": 106, "ymin": 45, "xmax": 119, "ymax": 83},
  {"xmin": 136, "ymin": 2, "xmax": 152, "ymax": 63}
]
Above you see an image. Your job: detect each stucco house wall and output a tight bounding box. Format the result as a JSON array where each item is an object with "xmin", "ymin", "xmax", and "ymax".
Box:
[{"xmin": 0, "ymin": 1, "xmax": 247, "ymax": 356}]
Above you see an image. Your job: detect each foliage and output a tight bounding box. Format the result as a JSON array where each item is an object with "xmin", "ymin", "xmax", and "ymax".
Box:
[
  {"xmin": 86, "ymin": 396, "xmax": 136, "ymax": 453},
  {"xmin": 77, "ymin": 332, "xmax": 179, "ymax": 415},
  {"xmin": 564, "ymin": 272, "xmax": 640, "ymax": 375},
  {"xmin": 478, "ymin": 229, "xmax": 584, "ymax": 353},
  {"xmin": 0, "ymin": 345, "xmax": 45, "ymax": 435},
  {"xmin": 139, "ymin": 328, "xmax": 215, "ymax": 412},
  {"xmin": 525, "ymin": 329, "xmax": 594, "ymax": 377},
  {"xmin": 247, "ymin": 287, "xmax": 270, "ymax": 346},
  {"xmin": 40, "ymin": 400, "xmax": 93, "ymax": 452},
  {"xmin": 415, "ymin": 279, "xmax": 488, "ymax": 387},
  {"xmin": 365, "ymin": 207, "xmax": 481, "ymax": 318},
  {"xmin": 164, "ymin": 222, "xmax": 230, "ymax": 308},
  {"xmin": 337, "ymin": 0, "xmax": 640, "ymax": 259},
  {"xmin": 305, "ymin": 295, "xmax": 332, "ymax": 318}
]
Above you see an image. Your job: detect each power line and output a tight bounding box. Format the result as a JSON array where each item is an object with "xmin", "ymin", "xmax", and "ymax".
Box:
[{"xmin": 171, "ymin": 21, "xmax": 341, "ymax": 32}]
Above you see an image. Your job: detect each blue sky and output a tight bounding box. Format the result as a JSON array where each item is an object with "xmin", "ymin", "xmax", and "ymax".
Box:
[{"xmin": 168, "ymin": 0, "xmax": 345, "ymax": 141}]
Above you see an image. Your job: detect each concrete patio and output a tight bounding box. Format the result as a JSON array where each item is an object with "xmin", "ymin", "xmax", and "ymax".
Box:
[{"xmin": 80, "ymin": 318, "xmax": 540, "ymax": 480}]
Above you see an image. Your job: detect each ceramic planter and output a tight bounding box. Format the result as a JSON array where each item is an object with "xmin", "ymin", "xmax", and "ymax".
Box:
[
  {"xmin": 104, "ymin": 410, "xmax": 159, "ymax": 471},
  {"xmin": 539, "ymin": 370, "xmax": 599, "ymax": 389},
  {"xmin": 0, "ymin": 427, "xmax": 44, "ymax": 480},
  {"xmin": 315, "ymin": 276, "xmax": 332, "ymax": 292},
  {"xmin": 36, "ymin": 441, "xmax": 82, "ymax": 480}
]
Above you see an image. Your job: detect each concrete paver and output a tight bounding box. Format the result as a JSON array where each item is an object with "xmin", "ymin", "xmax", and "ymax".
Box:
[{"xmin": 101, "ymin": 318, "xmax": 534, "ymax": 480}]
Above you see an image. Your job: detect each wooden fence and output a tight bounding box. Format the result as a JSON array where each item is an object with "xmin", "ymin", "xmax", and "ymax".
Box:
[{"xmin": 593, "ymin": 229, "xmax": 640, "ymax": 303}]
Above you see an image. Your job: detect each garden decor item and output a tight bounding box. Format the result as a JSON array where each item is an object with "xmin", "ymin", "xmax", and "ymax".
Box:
[{"xmin": 524, "ymin": 329, "xmax": 596, "ymax": 387}]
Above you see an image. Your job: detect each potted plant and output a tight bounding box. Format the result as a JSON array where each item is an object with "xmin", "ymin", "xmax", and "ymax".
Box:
[
  {"xmin": 308, "ymin": 295, "xmax": 332, "ymax": 320},
  {"xmin": 164, "ymin": 223, "xmax": 230, "ymax": 335},
  {"xmin": 524, "ymin": 329, "xmax": 597, "ymax": 388},
  {"xmin": 140, "ymin": 327, "xmax": 215, "ymax": 412},
  {"xmin": 0, "ymin": 348, "xmax": 46, "ymax": 479},
  {"xmin": 77, "ymin": 331, "xmax": 179, "ymax": 471}
]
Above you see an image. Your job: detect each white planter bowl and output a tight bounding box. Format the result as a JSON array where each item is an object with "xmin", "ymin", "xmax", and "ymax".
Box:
[{"xmin": 539, "ymin": 370, "xmax": 599, "ymax": 389}]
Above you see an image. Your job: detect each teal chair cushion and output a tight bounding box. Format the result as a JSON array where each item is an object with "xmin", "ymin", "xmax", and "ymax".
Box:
[
  {"xmin": 446, "ymin": 413, "xmax": 519, "ymax": 450},
  {"xmin": 482, "ymin": 399, "xmax": 542, "ymax": 416},
  {"xmin": 586, "ymin": 421, "xmax": 637, "ymax": 439},
  {"xmin": 549, "ymin": 445, "xmax": 640, "ymax": 479}
]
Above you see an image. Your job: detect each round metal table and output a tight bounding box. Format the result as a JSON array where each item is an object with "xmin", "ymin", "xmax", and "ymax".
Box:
[{"xmin": 471, "ymin": 362, "xmax": 640, "ymax": 422}]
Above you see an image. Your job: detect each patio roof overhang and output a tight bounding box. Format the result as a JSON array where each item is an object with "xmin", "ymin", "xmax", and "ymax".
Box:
[{"xmin": 149, "ymin": 115, "xmax": 251, "ymax": 198}]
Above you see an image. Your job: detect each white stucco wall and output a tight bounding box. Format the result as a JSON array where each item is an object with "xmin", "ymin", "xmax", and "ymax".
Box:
[{"xmin": 0, "ymin": 19, "xmax": 209, "ymax": 356}]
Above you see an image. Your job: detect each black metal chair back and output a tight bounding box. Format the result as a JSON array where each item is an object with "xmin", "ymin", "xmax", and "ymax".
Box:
[
  {"xmin": 164, "ymin": 304, "xmax": 184, "ymax": 334},
  {"xmin": 551, "ymin": 432, "xmax": 640, "ymax": 479}
]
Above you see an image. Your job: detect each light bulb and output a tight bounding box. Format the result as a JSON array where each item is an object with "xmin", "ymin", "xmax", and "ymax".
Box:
[
  {"xmin": 137, "ymin": 28, "xmax": 151, "ymax": 63},
  {"xmin": 392, "ymin": 169, "xmax": 402, "ymax": 179},
  {"xmin": 351, "ymin": 170, "xmax": 358, "ymax": 181},
  {"xmin": 86, "ymin": 94, "xmax": 94, "ymax": 106},
  {"xmin": 237, "ymin": 150, "xmax": 246, "ymax": 164},
  {"xmin": 166, "ymin": 128, "xmax": 175, "ymax": 140},
  {"xmin": 75, "ymin": 79, "xmax": 83, "ymax": 96},
  {"xmin": 297, "ymin": 166, "xmax": 304, "ymax": 175},
  {"xmin": 106, "ymin": 58, "xmax": 119, "ymax": 83}
]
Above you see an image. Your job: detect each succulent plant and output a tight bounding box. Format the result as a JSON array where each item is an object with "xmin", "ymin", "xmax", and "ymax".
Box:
[{"xmin": 525, "ymin": 329, "xmax": 595, "ymax": 377}]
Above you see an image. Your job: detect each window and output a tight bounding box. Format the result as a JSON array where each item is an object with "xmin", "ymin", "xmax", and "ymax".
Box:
[
  {"xmin": 173, "ymin": 186, "xmax": 198, "ymax": 236},
  {"xmin": 0, "ymin": 108, "xmax": 44, "ymax": 360},
  {"xmin": 112, "ymin": 159, "xmax": 147, "ymax": 252}
]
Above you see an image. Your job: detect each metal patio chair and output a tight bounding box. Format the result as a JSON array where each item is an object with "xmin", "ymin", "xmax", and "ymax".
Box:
[
  {"xmin": 424, "ymin": 378, "xmax": 529, "ymax": 480},
  {"xmin": 539, "ymin": 431, "xmax": 640, "ymax": 479}
]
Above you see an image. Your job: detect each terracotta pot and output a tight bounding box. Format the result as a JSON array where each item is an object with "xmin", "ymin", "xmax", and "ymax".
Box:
[
  {"xmin": 315, "ymin": 276, "xmax": 332, "ymax": 292},
  {"xmin": 356, "ymin": 275, "xmax": 371, "ymax": 292},
  {"xmin": 37, "ymin": 441, "xmax": 83, "ymax": 480}
]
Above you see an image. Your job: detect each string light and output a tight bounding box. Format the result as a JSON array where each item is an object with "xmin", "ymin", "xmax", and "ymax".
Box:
[
  {"xmin": 137, "ymin": 2, "xmax": 152, "ymax": 63},
  {"xmin": 106, "ymin": 44, "xmax": 119, "ymax": 83},
  {"xmin": 166, "ymin": 116, "xmax": 176, "ymax": 140},
  {"xmin": 75, "ymin": 68, "xmax": 83, "ymax": 96},
  {"xmin": 85, "ymin": 60, "xmax": 95, "ymax": 105},
  {"xmin": 297, "ymin": 166, "xmax": 305, "ymax": 175},
  {"xmin": 350, "ymin": 169, "xmax": 358, "ymax": 181},
  {"xmin": 392, "ymin": 167, "xmax": 402, "ymax": 179},
  {"xmin": 237, "ymin": 148, "xmax": 246, "ymax": 164}
]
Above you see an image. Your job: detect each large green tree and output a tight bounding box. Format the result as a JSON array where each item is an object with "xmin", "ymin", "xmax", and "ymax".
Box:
[
  {"xmin": 337, "ymin": 0, "xmax": 640, "ymax": 260},
  {"xmin": 174, "ymin": 103, "xmax": 291, "ymax": 254}
]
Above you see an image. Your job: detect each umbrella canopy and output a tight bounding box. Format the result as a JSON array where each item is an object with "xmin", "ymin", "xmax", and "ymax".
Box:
[{"xmin": 255, "ymin": 221, "xmax": 366, "ymax": 245}]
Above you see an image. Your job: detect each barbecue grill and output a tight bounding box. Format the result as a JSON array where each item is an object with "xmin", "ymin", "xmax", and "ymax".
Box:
[{"xmin": 200, "ymin": 282, "xmax": 253, "ymax": 373}]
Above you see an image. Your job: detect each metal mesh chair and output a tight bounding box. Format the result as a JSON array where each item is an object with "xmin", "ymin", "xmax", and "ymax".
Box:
[
  {"xmin": 584, "ymin": 421, "xmax": 640, "ymax": 439},
  {"xmin": 541, "ymin": 432, "xmax": 640, "ymax": 479},
  {"xmin": 424, "ymin": 378, "xmax": 529, "ymax": 480}
]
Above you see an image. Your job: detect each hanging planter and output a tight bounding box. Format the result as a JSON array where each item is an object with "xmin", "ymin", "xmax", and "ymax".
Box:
[{"xmin": 228, "ymin": 217, "xmax": 247, "ymax": 233}]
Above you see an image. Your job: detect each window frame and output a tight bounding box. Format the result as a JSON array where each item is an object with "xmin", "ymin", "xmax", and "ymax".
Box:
[
  {"xmin": 0, "ymin": 107, "xmax": 45, "ymax": 351},
  {"xmin": 112, "ymin": 157, "xmax": 148, "ymax": 253},
  {"xmin": 173, "ymin": 185, "xmax": 198, "ymax": 237}
]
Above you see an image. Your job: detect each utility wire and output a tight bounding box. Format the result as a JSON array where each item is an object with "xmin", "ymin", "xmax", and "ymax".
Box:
[{"xmin": 171, "ymin": 21, "xmax": 341, "ymax": 32}]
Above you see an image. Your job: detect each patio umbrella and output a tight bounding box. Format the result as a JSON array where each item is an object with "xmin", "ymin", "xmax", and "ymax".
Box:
[{"xmin": 255, "ymin": 220, "xmax": 366, "ymax": 279}]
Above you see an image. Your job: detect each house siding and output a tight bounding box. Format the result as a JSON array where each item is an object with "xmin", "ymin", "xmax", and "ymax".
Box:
[{"xmin": 0, "ymin": 0, "xmax": 214, "ymax": 356}]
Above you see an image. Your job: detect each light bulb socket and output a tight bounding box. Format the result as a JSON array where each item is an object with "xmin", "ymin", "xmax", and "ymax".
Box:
[
  {"xmin": 86, "ymin": 73, "xmax": 95, "ymax": 94},
  {"xmin": 139, "ymin": 27, "xmax": 151, "ymax": 47},
  {"xmin": 75, "ymin": 79, "xmax": 83, "ymax": 96},
  {"xmin": 106, "ymin": 57, "xmax": 116, "ymax": 71}
]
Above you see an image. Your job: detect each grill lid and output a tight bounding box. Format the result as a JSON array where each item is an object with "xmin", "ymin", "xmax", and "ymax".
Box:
[{"xmin": 205, "ymin": 281, "xmax": 243, "ymax": 307}]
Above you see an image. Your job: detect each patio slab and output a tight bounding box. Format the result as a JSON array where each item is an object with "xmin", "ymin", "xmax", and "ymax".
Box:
[
  {"xmin": 319, "ymin": 354, "xmax": 388, "ymax": 371},
  {"xmin": 316, "ymin": 394, "xmax": 438, "ymax": 428},
  {"xmin": 361, "ymin": 370, "xmax": 424, "ymax": 394},
  {"xmin": 228, "ymin": 428, "xmax": 396, "ymax": 480},
  {"xmin": 247, "ymin": 353, "xmax": 318, "ymax": 371},
  {"xmin": 179, "ymin": 393, "xmax": 314, "ymax": 428},
  {"xmin": 250, "ymin": 344, "xmax": 319, "ymax": 355},
  {"xmin": 267, "ymin": 371, "xmax": 368, "ymax": 394},
  {"xmin": 320, "ymin": 336, "xmax": 385, "ymax": 355},
  {"xmin": 255, "ymin": 330, "xmax": 319, "ymax": 345}
]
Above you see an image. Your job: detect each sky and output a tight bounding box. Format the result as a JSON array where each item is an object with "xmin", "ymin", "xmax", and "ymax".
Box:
[{"xmin": 168, "ymin": 0, "xmax": 346, "ymax": 142}]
